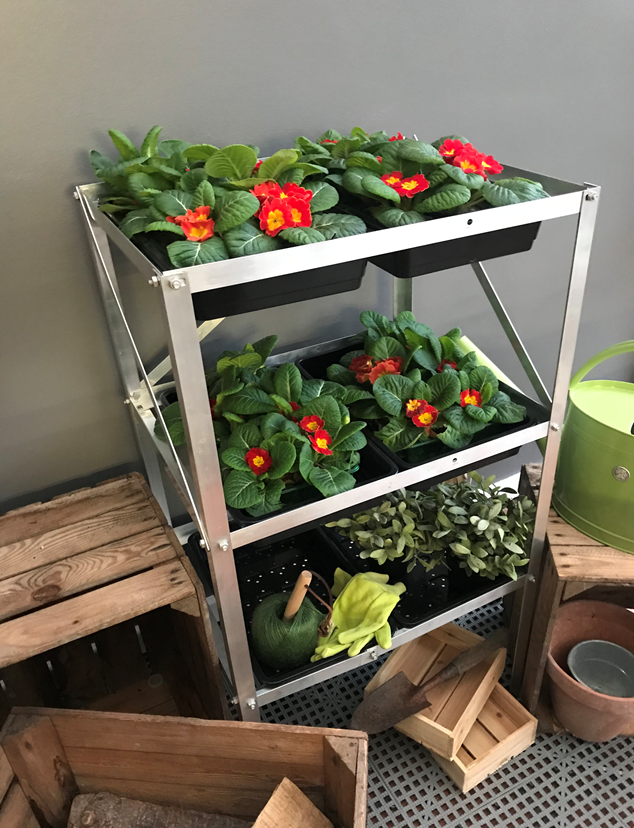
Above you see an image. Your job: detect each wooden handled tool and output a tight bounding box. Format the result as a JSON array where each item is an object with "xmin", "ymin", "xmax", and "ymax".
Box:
[
  {"xmin": 350, "ymin": 627, "xmax": 508, "ymax": 734},
  {"xmin": 283, "ymin": 571, "xmax": 312, "ymax": 621}
]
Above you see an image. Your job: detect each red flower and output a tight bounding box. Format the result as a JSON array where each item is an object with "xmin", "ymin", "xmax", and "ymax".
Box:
[
  {"xmin": 412, "ymin": 404, "xmax": 439, "ymax": 428},
  {"xmin": 166, "ymin": 215, "xmax": 177, "ymax": 224},
  {"xmin": 437, "ymin": 359, "xmax": 457, "ymax": 372},
  {"xmin": 453, "ymin": 151, "xmax": 487, "ymax": 179},
  {"xmin": 350, "ymin": 354, "xmax": 375, "ymax": 383},
  {"xmin": 389, "ymin": 132, "xmax": 405, "ymax": 141},
  {"xmin": 320, "ymin": 138, "xmax": 338, "ymax": 144},
  {"xmin": 392, "ymin": 174, "xmax": 429, "ymax": 198},
  {"xmin": 461, "ymin": 389, "xmax": 483, "ymax": 408},
  {"xmin": 369, "ymin": 357, "xmax": 403, "ymax": 384},
  {"xmin": 300, "ymin": 415, "xmax": 325, "ymax": 433},
  {"xmin": 280, "ymin": 183, "xmax": 312, "ymax": 202},
  {"xmin": 481, "ymin": 155, "xmax": 503, "ymax": 175},
  {"xmin": 260, "ymin": 198, "xmax": 293, "ymax": 237},
  {"xmin": 284, "ymin": 195, "xmax": 312, "ymax": 228},
  {"xmin": 290, "ymin": 401, "xmax": 300, "ymax": 412},
  {"xmin": 381, "ymin": 171, "xmax": 403, "ymax": 187},
  {"xmin": 177, "ymin": 206, "xmax": 215, "ymax": 242},
  {"xmin": 376, "ymin": 155, "xmax": 382, "ymax": 163},
  {"xmin": 251, "ymin": 180, "xmax": 282, "ymax": 208},
  {"xmin": 404, "ymin": 399, "xmax": 426, "ymax": 419},
  {"xmin": 252, "ymin": 159, "xmax": 263, "ymax": 174},
  {"xmin": 310, "ymin": 428, "xmax": 333, "ymax": 455},
  {"xmin": 245, "ymin": 447, "xmax": 272, "ymax": 476},
  {"xmin": 209, "ymin": 398, "xmax": 216, "ymax": 419},
  {"xmin": 438, "ymin": 138, "xmax": 465, "ymax": 159}
]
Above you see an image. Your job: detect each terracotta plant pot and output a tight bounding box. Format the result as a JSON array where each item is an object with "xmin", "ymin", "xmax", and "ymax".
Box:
[{"xmin": 546, "ymin": 600, "xmax": 634, "ymax": 741}]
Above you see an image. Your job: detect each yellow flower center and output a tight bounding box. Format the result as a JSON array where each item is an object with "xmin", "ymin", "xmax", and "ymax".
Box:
[
  {"xmin": 291, "ymin": 207, "xmax": 303, "ymax": 223},
  {"xmin": 279, "ymin": 192, "xmax": 288, "ymax": 199},
  {"xmin": 406, "ymin": 400, "xmax": 419, "ymax": 413},
  {"xmin": 252, "ymin": 455, "xmax": 265, "ymax": 467},
  {"xmin": 267, "ymin": 210, "xmax": 285, "ymax": 230},
  {"xmin": 306, "ymin": 421, "xmax": 319, "ymax": 431},
  {"xmin": 419, "ymin": 412, "xmax": 433, "ymax": 424},
  {"xmin": 401, "ymin": 180, "xmax": 418, "ymax": 190},
  {"xmin": 316, "ymin": 438, "xmax": 328, "ymax": 449},
  {"xmin": 386, "ymin": 176, "xmax": 399, "ymax": 184},
  {"xmin": 460, "ymin": 159, "xmax": 476, "ymax": 172},
  {"xmin": 464, "ymin": 393, "xmax": 478, "ymax": 405},
  {"xmin": 188, "ymin": 225, "xmax": 208, "ymax": 239}
]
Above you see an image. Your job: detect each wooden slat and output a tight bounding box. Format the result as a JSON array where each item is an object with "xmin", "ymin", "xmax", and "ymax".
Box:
[
  {"xmin": 0, "ymin": 749, "xmax": 13, "ymax": 804},
  {"xmin": 0, "ymin": 781, "xmax": 38, "ymax": 828},
  {"xmin": 0, "ymin": 528, "xmax": 175, "ymax": 621},
  {"xmin": 458, "ymin": 719, "xmax": 498, "ymax": 758},
  {"xmin": 253, "ymin": 777, "xmax": 332, "ymax": 828},
  {"xmin": 85, "ymin": 677, "xmax": 177, "ymax": 717},
  {"xmin": 2, "ymin": 714, "xmax": 78, "ymax": 828},
  {"xmin": 547, "ymin": 513, "xmax": 604, "ymax": 547},
  {"xmin": 0, "ymin": 657, "xmax": 61, "ymax": 708},
  {"xmin": 552, "ymin": 545, "xmax": 634, "ymax": 583},
  {"xmin": 0, "ymin": 562, "xmax": 194, "ymax": 667},
  {"xmin": 323, "ymin": 736, "xmax": 359, "ymax": 828},
  {"xmin": 93, "ymin": 621, "xmax": 149, "ymax": 695},
  {"xmin": 0, "ymin": 474, "xmax": 148, "ymax": 547},
  {"xmin": 0, "ymin": 502, "xmax": 161, "ymax": 581},
  {"xmin": 434, "ymin": 650, "xmax": 505, "ymax": 731},
  {"xmin": 50, "ymin": 639, "xmax": 109, "ymax": 708}
]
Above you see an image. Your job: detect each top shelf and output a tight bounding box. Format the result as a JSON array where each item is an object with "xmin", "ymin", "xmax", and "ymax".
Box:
[{"xmin": 79, "ymin": 166, "xmax": 591, "ymax": 295}]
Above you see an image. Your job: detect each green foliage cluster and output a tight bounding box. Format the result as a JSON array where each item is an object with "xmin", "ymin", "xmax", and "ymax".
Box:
[
  {"xmin": 89, "ymin": 126, "xmax": 366, "ymax": 267},
  {"xmin": 156, "ymin": 335, "xmax": 373, "ymax": 516},
  {"xmin": 328, "ymin": 474, "xmax": 536, "ymax": 580},
  {"xmin": 327, "ymin": 311, "xmax": 527, "ymax": 453}
]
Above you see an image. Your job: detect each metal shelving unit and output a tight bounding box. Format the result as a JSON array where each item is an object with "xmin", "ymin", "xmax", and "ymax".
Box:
[{"xmin": 76, "ymin": 162, "xmax": 599, "ymax": 721}]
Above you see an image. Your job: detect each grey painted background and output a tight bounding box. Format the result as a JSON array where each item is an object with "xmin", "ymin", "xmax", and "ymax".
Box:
[{"xmin": 1, "ymin": 1, "xmax": 633, "ymax": 508}]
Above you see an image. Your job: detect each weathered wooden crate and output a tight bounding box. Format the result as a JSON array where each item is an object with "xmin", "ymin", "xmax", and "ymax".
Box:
[
  {"xmin": 0, "ymin": 708, "xmax": 368, "ymax": 828},
  {"xmin": 0, "ymin": 473, "xmax": 226, "ymax": 725},
  {"xmin": 431, "ymin": 682, "xmax": 537, "ymax": 792},
  {"xmin": 365, "ymin": 623, "xmax": 505, "ymax": 759}
]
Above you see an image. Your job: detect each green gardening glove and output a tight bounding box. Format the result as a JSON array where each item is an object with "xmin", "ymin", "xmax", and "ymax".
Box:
[{"xmin": 311, "ymin": 569, "xmax": 405, "ymax": 661}]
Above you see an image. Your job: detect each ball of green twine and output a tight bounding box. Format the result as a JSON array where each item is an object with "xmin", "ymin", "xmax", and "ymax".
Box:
[{"xmin": 251, "ymin": 593, "xmax": 325, "ymax": 670}]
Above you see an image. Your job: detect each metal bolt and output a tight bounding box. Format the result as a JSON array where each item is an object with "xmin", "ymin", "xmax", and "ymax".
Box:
[
  {"xmin": 550, "ymin": 423, "xmax": 560, "ymax": 432},
  {"xmin": 199, "ymin": 538, "xmax": 207, "ymax": 548},
  {"xmin": 231, "ymin": 696, "xmax": 239, "ymax": 706},
  {"xmin": 528, "ymin": 574, "xmax": 536, "ymax": 583},
  {"xmin": 369, "ymin": 650, "xmax": 377, "ymax": 661},
  {"xmin": 169, "ymin": 277, "xmax": 186, "ymax": 290},
  {"xmin": 247, "ymin": 699, "xmax": 257, "ymax": 710},
  {"xmin": 73, "ymin": 191, "xmax": 79, "ymax": 200},
  {"xmin": 219, "ymin": 541, "xmax": 229, "ymax": 552},
  {"xmin": 148, "ymin": 275, "xmax": 159, "ymax": 286},
  {"xmin": 123, "ymin": 398, "xmax": 131, "ymax": 405},
  {"xmin": 585, "ymin": 191, "xmax": 598, "ymax": 201}
]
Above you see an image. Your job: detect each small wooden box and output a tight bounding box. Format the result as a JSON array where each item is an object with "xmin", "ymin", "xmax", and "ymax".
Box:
[
  {"xmin": 431, "ymin": 682, "xmax": 537, "ymax": 792},
  {"xmin": 365, "ymin": 623, "xmax": 505, "ymax": 760},
  {"xmin": 0, "ymin": 708, "xmax": 368, "ymax": 828}
]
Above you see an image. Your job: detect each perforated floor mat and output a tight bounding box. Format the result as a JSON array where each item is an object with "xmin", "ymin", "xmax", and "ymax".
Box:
[{"xmin": 260, "ymin": 602, "xmax": 634, "ymax": 828}]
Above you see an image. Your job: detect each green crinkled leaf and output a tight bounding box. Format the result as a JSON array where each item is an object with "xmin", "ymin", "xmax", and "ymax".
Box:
[
  {"xmin": 336, "ymin": 430, "xmax": 367, "ymax": 451},
  {"xmin": 214, "ymin": 191, "xmax": 260, "ymax": 234},
  {"xmin": 373, "ymin": 206, "xmax": 425, "ymax": 227},
  {"xmin": 299, "ymin": 379, "xmax": 327, "ymax": 404},
  {"xmin": 426, "ymin": 370, "xmax": 461, "ymax": 409},
  {"xmin": 118, "ymin": 209, "xmax": 151, "ymax": 238},
  {"xmin": 309, "ymin": 466, "xmax": 356, "ymax": 499},
  {"xmin": 221, "ymin": 447, "xmax": 250, "ymax": 471},
  {"xmin": 159, "ymin": 139, "xmax": 191, "ymax": 157},
  {"xmin": 360, "ymin": 311, "xmax": 392, "ymax": 337},
  {"xmin": 292, "ymin": 162, "xmax": 329, "ymax": 177},
  {"xmin": 140, "ymin": 125, "xmax": 162, "ymax": 157},
  {"xmin": 331, "ymin": 420, "xmax": 366, "ymax": 449},
  {"xmin": 318, "ymin": 129, "xmax": 343, "ymax": 142},
  {"xmin": 346, "ymin": 152, "xmax": 382, "ymax": 172},
  {"xmin": 223, "ymin": 470, "xmax": 263, "ymax": 509},
  {"xmin": 167, "ymin": 237, "xmax": 229, "ymax": 267},
  {"xmin": 155, "ymin": 190, "xmax": 193, "ymax": 216},
  {"xmin": 332, "ymin": 137, "xmax": 364, "ymax": 158},
  {"xmin": 411, "ymin": 379, "xmax": 432, "ymax": 400},
  {"xmin": 436, "ymin": 426, "xmax": 473, "ymax": 449},
  {"xmin": 261, "ymin": 412, "xmax": 300, "ymax": 439},
  {"xmin": 299, "ymin": 441, "xmax": 315, "ymax": 482},
  {"xmin": 350, "ymin": 399, "xmax": 384, "ymax": 419},
  {"xmin": 442, "ymin": 406, "xmax": 489, "ymax": 435},
  {"xmin": 326, "ymin": 364, "xmax": 357, "ymax": 386},
  {"xmin": 394, "ymin": 140, "xmax": 444, "ymax": 166},
  {"xmin": 367, "ymin": 336, "xmax": 407, "ymax": 362},
  {"xmin": 303, "ymin": 181, "xmax": 339, "ymax": 212},
  {"xmin": 489, "ymin": 391, "xmax": 527, "ymax": 424},
  {"xmin": 227, "ymin": 422, "xmax": 261, "ymax": 450},
  {"xmin": 223, "ymin": 387, "xmax": 277, "ymax": 415},
  {"xmin": 414, "ymin": 183, "xmax": 471, "ymax": 213},
  {"xmin": 375, "ymin": 416, "xmax": 422, "ymax": 452},
  {"xmin": 127, "ymin": 172, "xmax": 166, "ymax": 200},
  {"xmin": 270, "ymin": 395, "xmax": 293, "ymax": 415},
  {"xmin": 274, "ymin": 363, "xmax": 303, "ymax": 403},
  {"xmin": 279, "ymin": 227, "xmax": 326, "ymax": 245},
  {"xmin": 108, "ymin": 129, "xmax": 138, "ymax": 160},
  {"xmin": 295, "ymin": 395, "xmax": 341, "ymax": 437},
  {"xmin": 216, "ymin": 352, "xmax": 262, "ymax": 373},
  {"xmin": 257, "ymin": 149, "xmax": 300, "ymax": 181},
  {"xmin": 465, "ymin": 404, "xmax": 496, "ymax": 423},
  {"xmin": 205, "ymin": 144, "xmax": 257, "ymax": 180},
  {"xmin": 443, "ymin": 163, "xmax": 485, "ymax": 190},
  {"xmin": 192, "ymin": 180, "xmax": 215, "ymax": 210},
  {"xmin": 268, "ymin": 441, "xmax": 297, "ymax": 479},
  {"xmin": 252, "ymin": 335, "xmax": 278, "ymax": 362},
  {"xmin": 144, "ymin": 221, "xmax": 184, "ymax": 235},
  {"xmin": 180, "ymin": 168, "xmax": 208, "ymax": 194},
  {"xmin": 223, "ymin": 220, "xmax": 282, "ymax": 257},
  {"xmin": 427, "ymin": 167, "xmax": 450, "ymax": 188},
  {"xmin": 469, "ymin": 365, "xmax": 499, "ymax": 396},
  {"xmin": 362, "ymin": 175, "xmax": 401, "ymax": 203},
  {"xmin": 340, "ymin": 386, "xmax": 373, "ymax": 404},
  {"xmin": 311, "ymin": 213, "xmax": 366, "ymax": 239},
  {"xmin": 183, "ymin": 144, "xmax": 218, "ymax": 162},
  {"xmin": 373, "ymin": 374, "xmax": 415, "ymax": 416},
  {"xmin": 295, "ymin": 136, "xmax": 331, "ymax": 156},
  {"xmin": 457, "ymin": 351, "xmax": 478, "ymax": 373},
  {"xmin": 245, "ymin": 479, "xmax": 285, "ymax": 517},
  {"xmin": 89, "ymin": 150, "xmax": 114, "ymax": 177},
  {"xmin": 342, "ymin": 167, "xmax": 376, "ymax": 195},
  {"xmin": 481, "ymin": 178, "xmax": 548, "ymax": 207},
  {"xmin": 277, "ymin": 166, "xmax": 306, "ymax": 187}
]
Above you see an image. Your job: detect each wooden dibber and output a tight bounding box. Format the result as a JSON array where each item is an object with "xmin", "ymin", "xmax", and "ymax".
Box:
[{"xmin": 283, "ymin": 571, "xmax": 312, "ymax": 621}]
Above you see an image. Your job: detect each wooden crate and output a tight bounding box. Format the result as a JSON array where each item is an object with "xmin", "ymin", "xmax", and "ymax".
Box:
[
  {"xmin": 0, "ymin": 473, "xmax": 227, "ymax": 725},
  {"xmin": 431, "ymin": 683, "xmax": 537, "ymax": 792},
  {"xmin": 0, "ymin": 708, "xmax": 368, "ymax": 828},
  {"xmin": 365, "ymin": 623, "xmax": 505, "ymax": 759}
]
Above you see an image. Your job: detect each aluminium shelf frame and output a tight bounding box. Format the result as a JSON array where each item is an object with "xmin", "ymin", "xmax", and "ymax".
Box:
[{"xmin": 77, "ymin": 163, "xmax": 599, "ymax": 721}]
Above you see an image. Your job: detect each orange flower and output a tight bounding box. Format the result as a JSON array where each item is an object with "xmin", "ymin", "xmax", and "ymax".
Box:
[
  {"xmin": 405, "ymin": 399, "xmax": 426, "ymax": 419},
  {"xmin": 350, "ymin": 354, "xmax": 375, "ymax": 383},
  {"xmin": 178, "ymin": 206, "xmax": 215, "ymax": 242},
  {"xmin": 369, "ymin": 357, "xmax": 403, "ymax": 384},
  {"xmin": 300, "ymin": 415, "xmax": 325, "ymax": 433},
  {"xmin": 481, "ymin": 155, "xmax": 503, "ymax": 175},
  {"xmin": 284, "ymin": 196, "xmax": 312, "ymax": 227},
  {"xmin": 251, "ymin": 180, "xmax": 282, "ymax": 208},
  {"xmin": 381, "ymin": 171, "xmax": 403, "ymax": 187},
  {"xmin": 437, "ymin": 359, "xmax": 457, "ymax": 372},
  {"xmin": 260, "ymin": 198, "xmax": 293, "ymax": 237},
  {"xmin": 320, "ymin": 138, "xmax": 338, "ymax": 144},
  {"xmin": 279, "ymin": 183, "xmax": 312, "ymax": 202},
  {"xmin": 389, "ymin": 132, "xmax": 405, "ymax": 141},
  {"xmin": 460, "ymin": 389, "xmax": 482, "ymax": 408},
  {"xmin": 412, "ymin": 404, "xmax": 439, "ymax": 428},
  {"xmin": 310, "ymin": 428, "xmax": 333, "ymax": 455},
  {"xmin": 392, "ymin": 174, "xmax": 429, "ymax": 198},
  {"xmin": 438, "ymin": 138, "xmax": 465, "ymax": 159},
  {"xmin": 245, "ymin": 447, "xmax": 272, "ymax": 476},
  {"xmin": 453, "ymin": 151, "xmax": 487, "ymax": 179}
]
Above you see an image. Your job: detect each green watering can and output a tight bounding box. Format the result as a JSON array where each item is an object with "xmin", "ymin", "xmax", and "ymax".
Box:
[{"xmin": 553, "ymin": 341, "xmax": 634, "ymax": 553}]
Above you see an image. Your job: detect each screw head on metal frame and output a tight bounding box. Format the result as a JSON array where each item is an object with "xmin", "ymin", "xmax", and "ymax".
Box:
[
  {"xmin": 148, "ymin": 275, "xmax": 160, "ymax": 287},
  {"xmin": 550, "ymin": 423, "xmax": 560, "ymax": 432},
  {"xmin": 169, "ymin": 276, "xmax": 186, "ymax": 290},
  {"xmin": 585, "ymin": 191, "xmax": 598, "ymax": 201},
  {"xmin": 199, "ymin": 538, "xmax": 207, "ymax": 549},
  {"xmin": 247, "ymin": 699, "xmax": 257, "ymax": 710},
  {"xmin": 218, "ymin": 541, "xmax": 229, "ymax": 552}
]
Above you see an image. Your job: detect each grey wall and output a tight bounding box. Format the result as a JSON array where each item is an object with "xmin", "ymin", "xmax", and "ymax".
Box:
[{"xmin": 2, "ymin": 0, "xmax": 633, "ymax": 507}]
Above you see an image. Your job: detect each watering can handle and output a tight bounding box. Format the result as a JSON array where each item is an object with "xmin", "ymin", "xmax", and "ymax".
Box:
[{"xmin": 569, "ymin": 341, "xmax": 634, "ymax": 392}]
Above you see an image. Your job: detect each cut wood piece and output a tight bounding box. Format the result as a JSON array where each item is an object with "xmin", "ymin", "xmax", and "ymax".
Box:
[
  {"xmin": 253, "ymin": 777, "xmax": 332, "ymax": 828},
  {"xmin": 0, "ymin": 527, "xmax": 175, "ymax": 621},
  {"xmin": 364, "ymin": 623, "xmax": 505, "ymax": 759},
  {"xmin": 1, "ymin": 713, "xmax": 78, "ymax": 828},
  {"xmin": 323, "ymin": 736, "xmax": 366, "ymax": 828},
  {"xmin": 431, "ymin": 683, "xmax": 537, "ymax": 792},
  {"xmin": 0, "ymin": 562, "xmax": 194, "ymax": 668},
  {"xmin": 0, "ymin": 781, "xmax": 38, "ymax": 828},
  {"xmin": 67, "ymin": 791, "xmax": 252, "ymax": 828},
  {"xmin": 0, "ymin": 749, "xmax": 13, "ymax": 804}
]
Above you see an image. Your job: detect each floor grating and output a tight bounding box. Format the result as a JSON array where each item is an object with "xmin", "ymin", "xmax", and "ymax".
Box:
[{"xmin": 259, "ymin": 601, "xmax": 634, "ymax": 828}]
